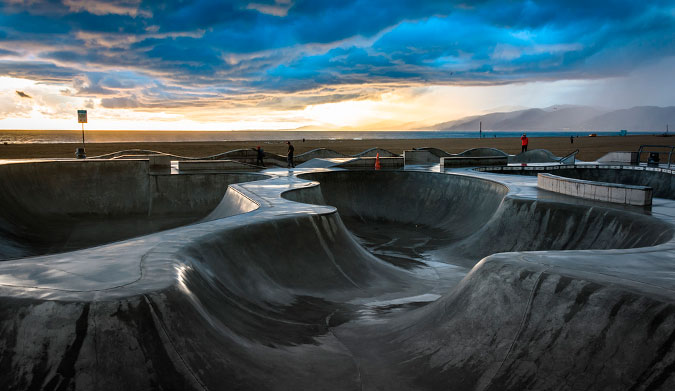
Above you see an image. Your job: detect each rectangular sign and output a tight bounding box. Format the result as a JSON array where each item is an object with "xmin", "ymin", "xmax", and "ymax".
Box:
[{"xmin": 77, "ymin": 110, "xmax": 87, "ymax": 124}]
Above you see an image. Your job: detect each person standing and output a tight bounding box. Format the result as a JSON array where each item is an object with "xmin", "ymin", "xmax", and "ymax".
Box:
[
  {"xmin": 521, "ymin": 134, "xmax": 529, "ymax": 153},
  {"xmin": 256, "ymin": 146, "xmax": 265, "ymax": 167},
  {"xmin": 286, "ymin": 141, "xmax": 295, "ymax": 168},
  {"xmin": 570, "ymin": 135, "xmax": 574, "ymax": 144}
]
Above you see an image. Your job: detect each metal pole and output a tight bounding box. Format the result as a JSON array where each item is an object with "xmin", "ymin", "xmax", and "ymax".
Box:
[{"xmin": 81, "ymin": 123, "xmax": 85, "ymax": 148}]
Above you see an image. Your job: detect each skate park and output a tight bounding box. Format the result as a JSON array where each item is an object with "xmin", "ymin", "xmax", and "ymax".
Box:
[{"xmin": 0, "ymin": 145, "xmax": 674, "ymax": 390}]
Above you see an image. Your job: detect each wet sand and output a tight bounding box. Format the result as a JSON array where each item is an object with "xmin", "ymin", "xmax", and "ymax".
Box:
[{"xmin": 1, "ymin": 134, "xmax": 674, "ymax": 161}]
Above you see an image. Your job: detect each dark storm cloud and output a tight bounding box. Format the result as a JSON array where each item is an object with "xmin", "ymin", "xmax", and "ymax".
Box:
[
  {"xmin": 0, "ymin": 61, "xmax": 81, "ymax": 82},
  {"xmin": 0, "ymin": 48, "xmax": 18, "ymax": 57},
  {"xmin": 0, "ymin": 0, "xmax": 673, "ymax": 108}
]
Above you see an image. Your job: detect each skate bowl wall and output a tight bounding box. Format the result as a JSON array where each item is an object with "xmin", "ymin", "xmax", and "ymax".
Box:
[
  {"xmin": 440, "ymin": 196, "xmax": 674, "ymax": 266},
  {"xmin": 288, "ymin": 170, "xmax": 509, "ymax": 240},
  {"xmin": 347, "ymin": 252, "xmax": 675, "ymax": 390},
  {"xmin": 286, "ymin": 170, "xmax": 674, "ymax": 267},
  {"xmin": 0, "ymin": 209, "xmax": 416, "ymax": 391},
  {"xmin": 0, "ymin": 160, "xmax": 267, "ymax": 260}
]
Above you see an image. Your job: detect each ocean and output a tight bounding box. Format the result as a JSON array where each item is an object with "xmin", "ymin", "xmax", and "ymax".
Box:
[{"xmin": 0, "ymin": 129, "xmax": 653, "ymax": 144}]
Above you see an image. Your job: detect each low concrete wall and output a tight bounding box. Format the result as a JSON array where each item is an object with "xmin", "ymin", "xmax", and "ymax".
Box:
[
  {"xmin": 597, "ymin": 151, "xmax": 639, "ymax": 164},
  {"xmin": 479, "ymin": 164, "xmax": 675, "ymax": 200},
  {"xmin": 336, "ymin": 157, "xmax": 403, "ymax": 169},
  {"xmin": 441, "ymin": 156, "xmax": 507, "ymax": 169},
  {"xmin": 403, "ymin": 150, "xmax": 439, "ymax": 165},
  {"xmin": 537, "ymin": 173, "xmax": 653, "ymax": 206},
  {"xmin": 177, "ymin": 160, "xmax": 260, "ymax": 171},
  {"xmin": 149, "ymin": 155, "xmax": 173, "ymax": 174}
]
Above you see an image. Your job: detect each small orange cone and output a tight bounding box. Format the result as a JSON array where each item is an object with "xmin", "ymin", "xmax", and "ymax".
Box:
[{"xmin": 375, "ymin": 153, "xmax": 381, "ymax": 170}]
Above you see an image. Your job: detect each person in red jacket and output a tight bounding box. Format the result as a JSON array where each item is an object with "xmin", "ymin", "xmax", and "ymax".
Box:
[{"xmin": 521, "ymin": 133, "xmax": 529, "ymax": 153}]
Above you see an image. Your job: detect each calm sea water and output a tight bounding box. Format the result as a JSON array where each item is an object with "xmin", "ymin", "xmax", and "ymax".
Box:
[{"xmin": 0, "ymin": 129, "xmax": 653, "ymax": 144}]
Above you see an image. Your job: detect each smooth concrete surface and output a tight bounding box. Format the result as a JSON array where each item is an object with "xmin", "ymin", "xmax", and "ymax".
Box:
[
  {"xmin": 538, "ymin": 172, "xmax": 653, "ymax": 206},
  {"xmin": 1, "ymin": 156, "xmax": 675, "ymax": 390}
]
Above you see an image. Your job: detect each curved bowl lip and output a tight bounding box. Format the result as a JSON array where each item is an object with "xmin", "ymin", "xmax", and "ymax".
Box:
[{"xmin": 290, "ymin": 168, "xmax": 674, "ymax": 249}]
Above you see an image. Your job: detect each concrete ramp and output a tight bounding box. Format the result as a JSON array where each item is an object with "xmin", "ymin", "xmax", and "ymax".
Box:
[
  {"xmin": 508, "ymin": 148, "xmax": 560, "ymax": 163},
  {"xmin": 353, "ymin": 147, "xmax": 399, "ymax": 158},
  {"xmin": 456, "ymin": 147, "xmax": 509, "ymax": 157},
  {"xmin": 296, "ymin": 157, "xmax": 356, "ymax": 168},
  {"xmin": 296, "ymin": 148, "xmax": 347, "ymax": 161}
]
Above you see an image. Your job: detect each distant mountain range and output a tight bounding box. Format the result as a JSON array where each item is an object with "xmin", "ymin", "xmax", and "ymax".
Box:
[{"xmin": 425, "ymin": 105, "xmax": 675, "ymax": 132}]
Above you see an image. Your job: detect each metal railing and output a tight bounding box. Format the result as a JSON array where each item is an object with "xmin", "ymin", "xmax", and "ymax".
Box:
[
  {"xmin": 559, "ymin": 149, "xmax": 579, "ymax": 164},
  {"xmin": 637, "ymin": 145, "xmax": 675, "ymax": 168}
]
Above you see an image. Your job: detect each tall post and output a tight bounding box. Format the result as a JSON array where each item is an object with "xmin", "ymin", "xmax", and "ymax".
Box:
[
  {"xmin": 77, "ymin": 110, "xmax": 88, "ymax": 159},
  {"xmin": 479, "ymin": 121, "xmax": 482, "ymax": 138}
]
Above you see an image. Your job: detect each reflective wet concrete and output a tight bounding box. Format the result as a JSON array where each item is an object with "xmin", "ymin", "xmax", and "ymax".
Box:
[{"xmin": 1, "ymin": 158, "xmax": 674, "ymax": 390}]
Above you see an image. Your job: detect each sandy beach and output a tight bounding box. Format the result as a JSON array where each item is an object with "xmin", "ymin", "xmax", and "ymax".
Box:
[{"xmin": 1, "ymin": 134, "xmax": 674, "ymax": 162}]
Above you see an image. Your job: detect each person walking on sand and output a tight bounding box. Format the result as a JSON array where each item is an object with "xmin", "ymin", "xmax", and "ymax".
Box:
[
  {"xmin": 286, "ymin": 141, "xmax": 295, "ymax": 168},
  {"xmin": 570, "ymin": 135, "xmax": 574, "ymax": 144},
  {"xmin": 256, "ymin": 145, "xmax": 265, "ymax": 167},
  {"xmin": 521, "ymin": 133, "xmax": 529, "ymax": 153}
]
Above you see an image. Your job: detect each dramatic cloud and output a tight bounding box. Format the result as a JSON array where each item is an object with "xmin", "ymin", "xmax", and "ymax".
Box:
[{"xmin": 0, "ymin": 0, "xmax": 673, "ymax": 128}]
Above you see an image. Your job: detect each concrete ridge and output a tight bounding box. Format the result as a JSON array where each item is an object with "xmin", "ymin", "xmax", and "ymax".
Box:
[
  {"xmin": 407, "ymin": 146, "xmax": 575, "ymax": 164},
  {"xmin": 507, "ymin": 148, "xmax": 560, "ymax": 163},
  {"xmin": 89, "ymin": 147, "xmax": 400, "ymax": 163},
  {"xmin": 456, "ymin": 147, "xmax": 509, "ymax": 157}
]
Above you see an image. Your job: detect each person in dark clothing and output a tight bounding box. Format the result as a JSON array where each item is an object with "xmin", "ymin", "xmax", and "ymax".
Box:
[
  {"xmin": 286, "ymin": 141, "xmax": 295, "ymax": 168},
  {"xmin": 521, "ymin": 134, "xmax": 529, "ymax": 153},
  {"xmin": 256, "ymin": 146, "xmax": 264, "ymax": 166},
  {"xmin": 570, "ymin": 135, "xmax": 574, "ymax": 144}
]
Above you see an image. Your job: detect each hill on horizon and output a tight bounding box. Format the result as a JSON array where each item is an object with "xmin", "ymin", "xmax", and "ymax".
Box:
[{"xmin": 426, "ymin": 105, "xmax": 675, "ymax": 132}]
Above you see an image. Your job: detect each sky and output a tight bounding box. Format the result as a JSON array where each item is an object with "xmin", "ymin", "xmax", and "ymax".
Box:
[{"xmin": 0, "ymin": 0, "xmax": 674, "ymax": 131}]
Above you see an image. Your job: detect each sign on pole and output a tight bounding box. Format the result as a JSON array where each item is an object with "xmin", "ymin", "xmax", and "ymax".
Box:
[
  {"xmin": 77, "ymin": 110, "xmax": 87, "ymax": 154},
  {"xmin": 78, "ymin": 110, "xmax": 87, "ymax": 124}
]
